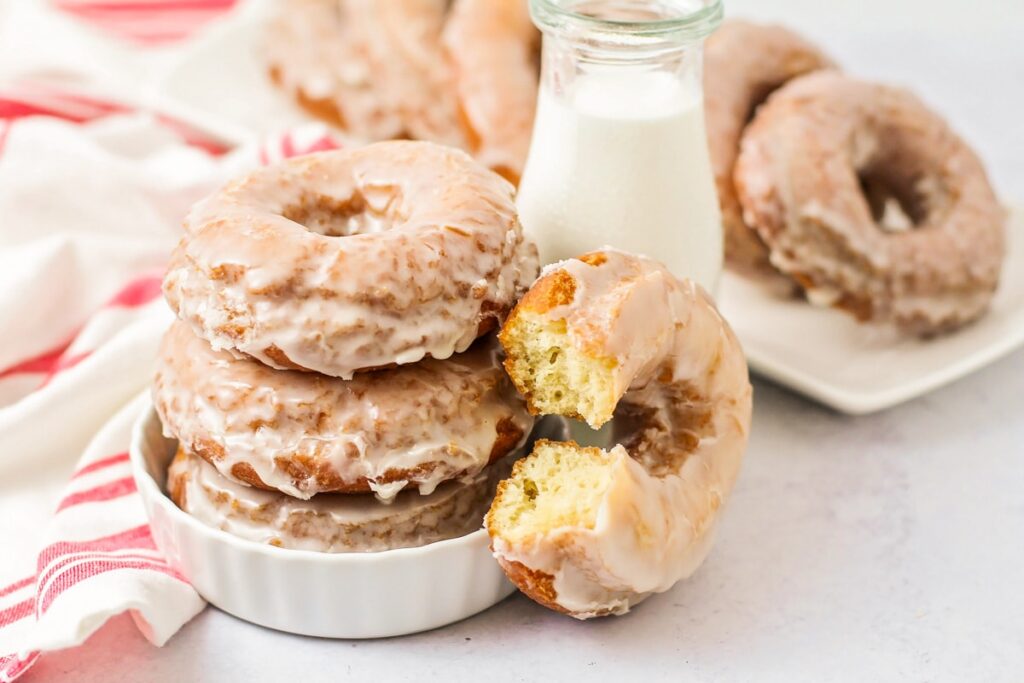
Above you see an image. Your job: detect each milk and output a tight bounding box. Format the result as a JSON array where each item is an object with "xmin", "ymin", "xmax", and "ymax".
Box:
[{"xmin": 516, "ymin": 70, "xmax": 723, "ymax": 291}]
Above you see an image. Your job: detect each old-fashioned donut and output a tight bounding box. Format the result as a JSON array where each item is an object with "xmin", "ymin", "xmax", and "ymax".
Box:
[
  {"xmin": 154, "ymin": 322, "xmax": 533, "ymax": 500},
  {"xmin": 734, "ymin": 72, "xmax": 1006, "ymax": 334},
  {"xmin": 704, "ymin": 20, "xmax": 836, "ymax": 276},
  {"xmin": 266, "ymin": 0, "xmax": 401, "ymax": 140},
  {"xmin": 443, "ymin": 0, "xmax": 539, "ymax": 184},
  {"xmin": 266, "ymin": 0, "xmax": 466, "ymax": 145},
  {"xmin": 168, "ymin": 445, "xmax": 512, "ymax": 552},
  {"xmin": 347, "ymin": 0, "xmax": 469, "ymax": 147},
  {"xmin": 488, "ymin": 250, "xmax": 752, "ymax": 618},
  {"xmin": 266, "ymin": 0, "xmax": 540, "ymax": 182},
  {"xmin": 163, "ymin": 141, "xmax": 539, "ymax": 378}
]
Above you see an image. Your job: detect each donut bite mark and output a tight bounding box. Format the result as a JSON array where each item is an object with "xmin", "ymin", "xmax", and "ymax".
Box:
[{"xmin": 489, "ymin": 250, "xmax": 752, "ymax": 618}]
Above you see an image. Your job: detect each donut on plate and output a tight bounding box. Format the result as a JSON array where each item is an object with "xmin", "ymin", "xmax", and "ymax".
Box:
[
  {"xmin": 734, "ymin": 71, "xmax": 1005, "ymax": 334},
  {"xmin": 163, "ymin": 141, "xmax": 539, "ymax": 378},
  {"xmin": 154, "ymin": 322, "xmax": 533, "ymax": 500},
  {"xmin": 266, "ymin": 0, "xmax": 466, "ymax": 145},
  {"xmin": 266, "ymin": 0, "xmax": 540, "ymax": 183},
  {"xmin": 443, "ymin": 0, "xmax": 539, "ymax": 184},
  {"xmin": 704, "ymin": 20, "xmax": 836, "ymax": 276},
  {"xmin": 266, "ymin": 0, "xmax": 401, "ymax": 140},
  {"xmin": 345, "ymin": 0, "xmax": 469, "ymax": 147},
  {"xmin": 488, "ymin": 250, "xmax": 752, "ymax": 618},
  {"xmin": 168, "ymin": 445, "xmax": 513, "ymax": 552}
]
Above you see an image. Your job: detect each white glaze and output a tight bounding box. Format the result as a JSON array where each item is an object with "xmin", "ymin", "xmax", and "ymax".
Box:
[
  {"xmin": 443, "ymin": 0, "xmax": 539, "ymax": 182},
  {"xmin": 164, "ymin": 141, "xmax": 539, "ymax": 378},
  {"xmin": 703, "ymin": 19, "xmax": 835, "ymax": 275},
  {"xmin": 734, "ymin": 71, "xmax": 1005, "ymax": 334},
  {"xmin": 264, "ymin": 0, "xmax": 404, "ymax": 140},
  {"xmin": 493, "ymin": 250, "xmax": 752, "ymax": 617},
  {"xmin": 347, "ymin": 0, "xmax": 468, "ymax": 146},
  {"xmin": 153, "ymin": 322, "xmax": 534, "ymax": 500},
  {"xmin": 169, "ymin": 447, "xmax": 514, "ymax": 553}
]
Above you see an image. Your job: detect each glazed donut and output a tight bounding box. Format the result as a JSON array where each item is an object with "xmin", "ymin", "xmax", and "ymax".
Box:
[
  {"xmin": 488, "ymin": 250, "xmax": 752, "ymax": 618},
  {"xmin": 163, "ymin": 141, "xmax": 539, "ymax": 378},
  {"xmin": 734, "ymin": 72, "xmax": 1006, "ymax": 334},
  {"xmin": 704, "ymin": 20, "xmax": 836, "ymax": 275},
  {"xmin": 168, "ymin": 446, "xmax": 513, "ymax": 552},
  {"xmin": 346, "ymin": 0, "xmax": 468, "ymax": 147},
  {"xmin": 266, "ymin": 0, "xmax": 539, "ymax": 182},
  {"xmin": 266, "ymin": 0, "xmax": 403, "ymax": 140},
  {"xmin": 444, "ymin": 0, "xmax": 539, "ymax": 184},
  {"xmin": 153, "ymin": 322, "xmax": 533, "ymax": 500}
]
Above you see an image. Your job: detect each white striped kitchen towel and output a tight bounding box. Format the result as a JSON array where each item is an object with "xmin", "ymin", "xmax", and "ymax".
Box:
[{"xmin": 0, "ymin": 81, "xmax": 342, "ymax": 680}]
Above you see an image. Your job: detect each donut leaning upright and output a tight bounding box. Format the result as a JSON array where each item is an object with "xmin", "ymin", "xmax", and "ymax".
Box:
[{"xmin": 489, "ymin": 250, "xmax": 753, "ymax": 618}]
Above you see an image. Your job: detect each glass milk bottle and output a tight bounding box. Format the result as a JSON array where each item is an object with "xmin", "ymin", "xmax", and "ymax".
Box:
[{"xmin": 516, "ymin": 0, "xmax": 724, "ymax": 291}]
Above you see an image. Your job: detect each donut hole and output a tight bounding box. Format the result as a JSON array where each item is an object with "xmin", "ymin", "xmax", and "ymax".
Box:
[
  {"xmin": 281, "ymin": 192, "xmax": 391, "ymax": 237},
  {"xmin": 614, "ymin": 383, "xmax": 713, "ymax": 478},
  {"xmin": 857, "ymin": 167, "xmax": 929, "ymax": 234}
]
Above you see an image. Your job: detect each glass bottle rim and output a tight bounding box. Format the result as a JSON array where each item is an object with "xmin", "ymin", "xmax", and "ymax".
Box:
[{"xmin": 529, "ymin": 0, "xmax": 724, "ymax": 42}]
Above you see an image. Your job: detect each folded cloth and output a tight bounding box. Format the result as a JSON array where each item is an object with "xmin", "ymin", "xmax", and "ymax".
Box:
[
  {"xmin": 0, "ymin": 393, "xmax": 204, "ymax": 682},
  {"xmin": 0, "ymin": 77, "xmax": 342, "ymax": 679}
]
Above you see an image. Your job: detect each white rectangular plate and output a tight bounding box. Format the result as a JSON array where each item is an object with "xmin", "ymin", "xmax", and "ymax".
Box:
[{"xmin": 718, "ymin": 206, "xmax": 1024, "ymax": 414}]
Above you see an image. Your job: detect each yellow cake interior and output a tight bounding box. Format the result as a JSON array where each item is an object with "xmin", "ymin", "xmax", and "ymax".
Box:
[
  {"xmin": 487, "ymin": 439, "xmax": 615, "ymax": 544},
  {"xmin": 500, "ymin": 311, "xmax": 617, "ymax": 428}
]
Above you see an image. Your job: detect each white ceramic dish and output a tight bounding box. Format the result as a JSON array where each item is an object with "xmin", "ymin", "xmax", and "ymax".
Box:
[
  {"xmin": 129, "ymin": 399, "xmax": 517, "ymax": 639},
  {"xmin": 718, "ymin": 206, "xmax": 1024, "ymax": 414}
]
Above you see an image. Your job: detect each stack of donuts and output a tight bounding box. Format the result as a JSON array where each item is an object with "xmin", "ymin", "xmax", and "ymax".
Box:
[
  {"xmin": 153, "ymin": 141, "xmax": 540, "ymax": 552},
  {"xmin": 150, "ymin": 139, "xmax": 756, "ymax": 618}
]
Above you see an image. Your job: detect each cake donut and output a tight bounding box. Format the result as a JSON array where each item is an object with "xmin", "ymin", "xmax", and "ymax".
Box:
[
  {"xmin": 734, "ymin": 72, "xmax": 1006, "ymax": 334},
  {"xmin": 704, "ymin": 20, "xmax": 836, "ymax": 275},
  {"xmin": 267, "ymin": 0, "xmax": 540, "ymax": 183},
  {"xmin": 346, "ymin": 0, "xmax": 468, "ymax": 147},
  {"xmin": 444, "ymin": 0, "xmax": 539, "ymax": 184},
  {"xmin": 153, "ymin": 322, "xmax": 533, "ymax": 500},
  {"xmin": 168, "ymin": 446, "xmax": 512, "ymax": 553},
  {"xmin": 163, "ymin": 141, "xmax": 539, "ymax": 378},
  {"xmin": 488, "ymin": 250, "xmax": 753, "ymax": 618},
  {"xmin": 266, "ymin": 0, "xmax": 403, "ymax": 140}
]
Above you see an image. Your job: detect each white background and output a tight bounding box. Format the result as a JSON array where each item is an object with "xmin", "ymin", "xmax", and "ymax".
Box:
[{"xmin": 27, "ymin": 0, "xmax": 1024, "ymax": 681}]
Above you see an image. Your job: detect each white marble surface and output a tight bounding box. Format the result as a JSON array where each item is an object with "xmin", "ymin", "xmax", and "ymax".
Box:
[{"xmin": 26, "ymin": 0, "xmax": 1024, "ymax": 681}]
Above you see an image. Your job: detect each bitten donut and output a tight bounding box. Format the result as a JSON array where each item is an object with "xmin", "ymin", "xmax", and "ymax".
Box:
[
  {"xmin": 444, "ymin": 0, "xmax": 539, "ymax": 184},
  {"xmin": 168, "ymin": 446, "xmax": 512, "ymax": 552},
  {"xmin": 704, "ymin": 20, "xmax": 836, "ymax": 275},
  {"xmin": 154, "ymin": 322, "xmax": 533, "ymax": 500},
  {"xmin": 734, "ymin": 72, "xmax": 1006, "ymax": 334},
  {"xmin": 164, "ymin": 141, "xmax": 539, "ymax": 378},
  {"xmin": 489, "ymin": 250, "xmax": 752, "ymax": 618}
]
